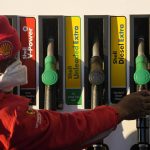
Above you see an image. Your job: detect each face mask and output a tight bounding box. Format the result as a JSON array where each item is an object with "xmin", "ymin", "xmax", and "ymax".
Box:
[{"xmin": 0, "ymin": 60, "xmax": 28, "ymax": 92}]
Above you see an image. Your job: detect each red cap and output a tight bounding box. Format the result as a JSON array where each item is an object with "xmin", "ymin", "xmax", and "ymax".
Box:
[{"xmin": 0, "ymin": 16, "xmax": 21, "ymax": 61}]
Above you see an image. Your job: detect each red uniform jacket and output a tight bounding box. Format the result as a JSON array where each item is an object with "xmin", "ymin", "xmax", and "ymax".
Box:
[{"xmin": 0, "ymin": 92, "xmax": 119, "ymax": 150}]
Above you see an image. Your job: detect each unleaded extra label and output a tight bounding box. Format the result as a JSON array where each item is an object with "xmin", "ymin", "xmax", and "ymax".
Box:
[{"xmin": 65, "ymin": 16, "xmax": 82, "ymax": 105}]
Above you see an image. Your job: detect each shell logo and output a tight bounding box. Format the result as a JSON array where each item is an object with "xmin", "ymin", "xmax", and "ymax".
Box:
[{"xmin": 0, "ymin": 41, "xmax": 13, "ymax": 58}]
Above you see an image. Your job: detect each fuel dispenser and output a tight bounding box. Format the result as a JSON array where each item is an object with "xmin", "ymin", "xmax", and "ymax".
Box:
[
  {"xmin": 39, "ymin": 16, "xmax": 64, "ymax": 110},
  {"xmin": 4, "ymin": 14, "xmax": 150, "ymax": 150},
  {"xmin": 130, "ymin": 15, "xmax": 150, "ymax": 92},
  {"xmin": 84, "ymin": 16, "xmax": 109, "ymax": 109},
  {"xmin": 84, "ymin": 16, "xmax": 127, "ymax": 106},
  {"xmin": 84, "ymin": 16, "xmax": 127, "ymax": 149},
  {"xmin": 84, "ymin": 16, "xmax": 109, "ymax": 150},
  {"xmin": 130, "ymin": 15, "xmax": 150, "ymax": 149}
]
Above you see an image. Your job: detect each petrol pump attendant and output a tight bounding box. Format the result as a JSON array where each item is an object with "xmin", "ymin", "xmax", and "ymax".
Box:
[{"xmin": 0, "ymin": 15, "xmax": 150, "ymax": 150}]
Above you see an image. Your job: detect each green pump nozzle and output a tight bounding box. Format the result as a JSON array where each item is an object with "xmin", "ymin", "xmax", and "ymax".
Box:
[
  {"xmin": 134, "ymin": 38, "xmax": 150, "ymax": 85},
  {"xmin": 42, "ymin": 38, "xmax": 58, "ymax": 86}
]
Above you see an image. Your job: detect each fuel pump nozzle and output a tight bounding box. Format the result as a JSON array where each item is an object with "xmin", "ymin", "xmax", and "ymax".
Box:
[
  {"xmin": 41, "ymin": 38, "xmax": 58, "ymax": 110},
  {"xmin": 87, "ymin": 38, "xmax": 108, "ymax": 150},
  {"xmin": 89, "ymin": 38, "xmax": 105, "ymax": 107},
  {"xmin": 134, "ymin": 38, "xmax": 150, "ymax": 90},
  {"xmin": 89, "ymin": 38, "xmax": 104, "ymax": 85},
  {"xmin": 131, "ymin": 38, "xmax": 150, "ymax": 150}
]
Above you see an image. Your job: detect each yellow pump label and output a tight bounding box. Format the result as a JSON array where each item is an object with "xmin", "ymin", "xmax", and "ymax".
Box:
[
  {"xmin": 111, "ymin": 16, "xmax": 127, "ymax": 103},
  {"xmin": 65, "ymin": 16, "xmax": 82, "ymax": 105}
]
